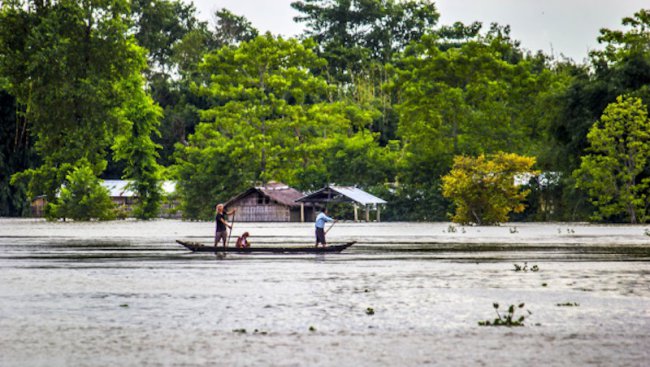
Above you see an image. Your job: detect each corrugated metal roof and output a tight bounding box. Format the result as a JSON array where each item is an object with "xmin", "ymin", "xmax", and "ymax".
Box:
[
  {"xmin": 329, "ymin": 186, "xmax": 387, "ymax": 205},
  {"xmin": 102, "ymin": 180, "xmax": 176, "ymax": 198},
  {"xmin": 296, "ymin": 186, "xmax": 387, "ymax": 205},
  {"xmin": 103, "ymin": 180, "xmax": 134, "ymax": 197}
]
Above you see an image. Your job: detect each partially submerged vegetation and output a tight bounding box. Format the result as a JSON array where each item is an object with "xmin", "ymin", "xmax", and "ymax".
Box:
[
  {"xmin": 513, "ymin": 262, "xmax": 539, "ymax": 272},
  {"xmin": 478, "ymin": 303, "xmax": 529, "ymax": 327}
]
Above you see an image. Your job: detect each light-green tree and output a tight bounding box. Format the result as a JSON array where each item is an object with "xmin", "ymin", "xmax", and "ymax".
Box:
[
  {"xmin": 49, "ymin": 160, "xmax": 116, "ymax": 221},
  {"xmin": 573, "ymin": 96, "xmax": 650, "ymax": 223},
  {"xmin": 442, "ymin": 152, "xmax": 537, "ymax": 225}
]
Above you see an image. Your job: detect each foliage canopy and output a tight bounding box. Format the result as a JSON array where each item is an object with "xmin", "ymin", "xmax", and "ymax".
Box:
[
  {"xmin": 442, "ymin": 152, "xmax": 538, "ymax": 225},
  {"xmin": 573, "ymin": 95, "xmax": 650, "ymax": 223}
]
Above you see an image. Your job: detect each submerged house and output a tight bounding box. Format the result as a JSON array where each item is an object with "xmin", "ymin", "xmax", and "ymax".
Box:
[
  {"xmin": 104, "ymin": 180, "xmax": 179, "ymax": 218},
  {"xmin": 30, "ymin": 180, "xmax": 179, "ymax": 218},
  {"xmin": 225, "ymin": 182, "xmax": 314, "ymax": 222}
]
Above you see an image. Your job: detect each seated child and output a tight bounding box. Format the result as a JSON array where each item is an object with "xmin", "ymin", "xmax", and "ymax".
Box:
[{"xmin": 235, "ymin": 232, "xmax": 251, "ymax": 248}]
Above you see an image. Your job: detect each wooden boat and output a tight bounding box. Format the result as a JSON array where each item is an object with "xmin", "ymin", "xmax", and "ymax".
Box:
[{"xmin": 176, "ymin": 240, "xmax": 356, "ymax": 254}]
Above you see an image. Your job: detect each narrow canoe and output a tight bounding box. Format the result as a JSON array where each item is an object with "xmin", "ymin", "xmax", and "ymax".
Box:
[{"xmin": 176, "ymin": 240, "xmax": 356, "ymax": 254}]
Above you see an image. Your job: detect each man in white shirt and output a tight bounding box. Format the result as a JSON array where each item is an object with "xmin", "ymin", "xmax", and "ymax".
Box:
[{"xmin": 315, "ymin": 208, "xmax": 335, "ymax": 247}]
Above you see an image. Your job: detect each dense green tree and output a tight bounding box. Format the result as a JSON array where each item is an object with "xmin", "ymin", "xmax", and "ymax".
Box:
[
  {"xmin": 573, "ymin": 96, "xmax": 650, "ymax": 223},
  {"xmin": 442, "ymin": 152, "xmax": 537, "ymax": 225},
  {"xmin": 113, "ymin": 71, "xmax": 164, "ymax": 220},
  {"xmin": 210, "ymin": 8, "xmax": 259, "ymax": 49},
  {"xmin": 174, "ymin": 34, "xmax": 389, "ymax": 219},
  {"xmin": 292, "ymin": 0, "xmax": 439, "ymax": 79},
  {"xmin": 1, "ymin": 0, "xmax": 151, "ymax": 217},
  {"xmin": 150, "ymin": 8, "xmax": 260, "ymax": 166},
  {"xmin": 0, "ymin": 87, "xmax": 35, "ymax": 216},
  {"xmin": 548, "ymin": 9, "xmax": 650, "ymax": 220},
  {"xmin": 130, "ymin": 0, "xmax": 200, "ymax": 75},
  {"xmin": 49, "ymin": 160, "xmax": 116, "ymax": 221}
]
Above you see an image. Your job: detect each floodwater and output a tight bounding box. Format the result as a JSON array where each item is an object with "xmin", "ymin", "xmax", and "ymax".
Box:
[{"xmin": 1, "ymin": 219, "xmax": 649, "ymax": 367}]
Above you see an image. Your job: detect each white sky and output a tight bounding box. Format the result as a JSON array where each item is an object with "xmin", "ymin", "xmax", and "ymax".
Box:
[{"xmin": 191, "ymin": 0, "xmax": 648, "ymax": 63}]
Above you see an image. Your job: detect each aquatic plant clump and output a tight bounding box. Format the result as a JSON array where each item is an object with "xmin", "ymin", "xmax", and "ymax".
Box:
[
  {"xmin": 478, "ymin": 303, "xmax": 529, "ymax": 327},
  {"xmin": 556, "ymin": 302, "xmax": 580, "ymax": 307},
  {"xmin": 513, "ymin": 262, "xmax": 539, "ymax": 272}
]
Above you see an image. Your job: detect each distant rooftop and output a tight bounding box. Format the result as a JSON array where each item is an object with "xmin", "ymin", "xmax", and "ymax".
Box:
[
  {"xmin": 226, "ymin": 181, "xmax": 306, "ymax": 208},
  {"xmin": 296, "ymin": 186, "xmax": 387, "ymax": 205},
  {"xmin": 102, "ymin": 180, "xmax": 176, "ymax": 198}
]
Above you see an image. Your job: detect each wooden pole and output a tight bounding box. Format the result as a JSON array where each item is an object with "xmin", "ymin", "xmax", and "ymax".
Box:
[
  {"xmin": 365, "ymin": 205, "xmax": 370, "ymax": 222},
  {"xmin": 300, "ymin": 203, "xmax": 304, "ymax": 223},
  {"xmin": 377, "ymin": 205, "xmax": 381, "ymax": 222},
  {"xmin": 354, "ymin": 204, "xmax": 358, "ymax": 222}
]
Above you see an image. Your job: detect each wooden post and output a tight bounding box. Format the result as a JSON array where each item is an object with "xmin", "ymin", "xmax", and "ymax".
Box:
[
  {"xmin": 365, "ymin": 205, "xmax": 370, "ymax": 222},
  {"xmin": 354, "ymin": 203, "xmax": 358, "ymax": 222},
  {"xmin": 300, "ymin": 203, "xmax": 305, "ymax": 223},
  {"xmin": 377, "ymin": 205, "xmax": 381, "ymax": 222}
]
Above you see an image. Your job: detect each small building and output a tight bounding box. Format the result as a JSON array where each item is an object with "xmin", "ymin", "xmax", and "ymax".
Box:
[
  {"xmin": 296, "ymin": 185, "xmax": 387, "ymax": 222},
  {"xmin": 225, "ymin": 182, "xmax": 314, "ymax": 222}
]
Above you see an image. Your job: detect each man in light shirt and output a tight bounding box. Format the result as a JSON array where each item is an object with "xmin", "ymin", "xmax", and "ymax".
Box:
[{"xmin": 315, "ymin": 207, "xmax": 336, "ymax": 247}]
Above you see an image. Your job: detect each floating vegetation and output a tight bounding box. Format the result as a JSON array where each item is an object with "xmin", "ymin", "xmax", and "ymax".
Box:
[
  {"xmin": 542, "ymin": 283, "xmax": 548, "ymax": 287},
  {"xmin": 445, "ymin": 225, "xmax": 457, "ymax": 233},
  {"xmin": 509, "ymin": 226, "xmax": 518, "ymax": 234},
  {"xmin": 232, "ymin": 328, "xmax": 247, "ymax": 333},
  {"xmin": 119, "ymin": 303, "xmax": 129, "ymax": 308},
  {"xmin": 556, "ymin": 302, "xmax": 580, "ymax": 307},
  {"xmin": 478, "ymin": 303, "xmax": 529, "ymax": 327},
  {"xmin": 644, "ymin": 228, "xmax": 650, "ymax": 237},
  {"xmin": 513, "ymin": 262, "xmax": 539, "ymax": 272},
  {"xmin": 253, "ymin": 329, "xmax": 268, "ymax": 335},
  {"xmin": 366, "ymin": 307, "xmax": 375, "ymax": 315},
  {"xmin": 309, "ymin": 326, "xmax": 316, "ymax": 332}
]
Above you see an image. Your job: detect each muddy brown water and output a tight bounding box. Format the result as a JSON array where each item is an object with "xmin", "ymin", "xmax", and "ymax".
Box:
[{"xmin": 1, "ymin": 219, "xmax": 649, "ymax": 366}]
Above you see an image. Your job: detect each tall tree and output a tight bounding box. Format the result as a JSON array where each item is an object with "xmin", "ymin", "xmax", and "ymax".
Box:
[
  {"xmin": 130, "ymin": 0, "xmax": 199, "ymax": 75},
  {"xmin": 292, "ymin": 0, "xmax": 439, "ymax": 80},
  {"xmin": 151, "ymin": 8, "xmax": 260, "ymax": 166},
  {"xmin": 0, "ymin": 87, "xmax": 35, "ymax": 216},
  {"xmin": 113, "ymin": 71, "xmax": 164, "ymax": 220},
  {"xmin": 547, "ymin": 10, "xmax": 650, "ymax": 220},
  {"xmin": 1, "ymin": 0, "xmax": 147, "ymax": 218},
  {"xmin": 573, "ymin": 96, "xmax": 650, "ymax": 223},
  {"xmin": 174, "ymin": 34, "xmax": 388, "ymax": 219}
]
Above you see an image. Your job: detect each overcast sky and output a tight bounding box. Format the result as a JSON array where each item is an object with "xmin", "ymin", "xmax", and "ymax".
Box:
[{"xmin": 191, "ymin": 0, "xmax": 648, "ymax": 62}]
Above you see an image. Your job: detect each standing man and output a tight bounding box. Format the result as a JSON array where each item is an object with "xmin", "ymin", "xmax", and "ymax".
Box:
[
  {"xmin": 215, "ymin": 204, "xmax": 236, "ymax": 248},
  {"xmin": 315, "ymin": 207, "xmax": 335, "ymax": 247}
]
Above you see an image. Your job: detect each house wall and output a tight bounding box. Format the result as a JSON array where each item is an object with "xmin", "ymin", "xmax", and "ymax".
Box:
[{"xmin": 229, "ymin": 192, "xmax": 293, "ymax": 222}]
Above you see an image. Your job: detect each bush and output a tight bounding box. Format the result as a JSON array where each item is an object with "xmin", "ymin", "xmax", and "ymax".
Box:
[{"xmin": 49, "ymin": 161, "xmax": 116, "ymax": 221}]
